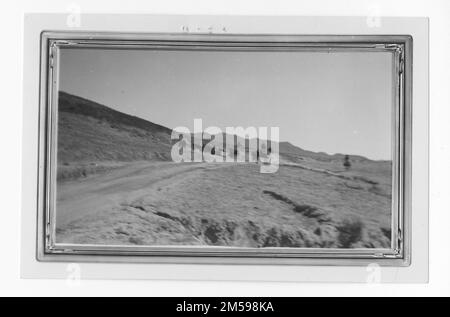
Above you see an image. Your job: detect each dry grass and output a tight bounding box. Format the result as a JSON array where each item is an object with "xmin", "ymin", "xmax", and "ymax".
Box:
[
  {"xmin": 336, "ymin": 217, "xmax": 365, "ymax": 248},
  {"xmin": 56, "ymin": 161, "xmax": 391, "ymax": 248}
]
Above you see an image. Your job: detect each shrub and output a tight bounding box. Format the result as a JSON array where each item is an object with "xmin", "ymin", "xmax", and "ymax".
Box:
[{"xmin": 337, "ymin": 217, "xmax": 364, "ymax": 248}]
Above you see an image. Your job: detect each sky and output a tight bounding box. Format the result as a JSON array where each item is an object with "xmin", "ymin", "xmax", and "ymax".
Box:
[{"xmin": 58, "ymin": 47, "xmax": 393, "ymax": 160}]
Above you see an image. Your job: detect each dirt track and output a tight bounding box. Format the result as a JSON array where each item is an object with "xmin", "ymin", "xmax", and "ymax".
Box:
[{"xmin": 56, "ymin": 161, "xmax": 221, "ymax": 227}]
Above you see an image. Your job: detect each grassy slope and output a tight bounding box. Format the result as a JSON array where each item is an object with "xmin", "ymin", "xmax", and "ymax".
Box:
[
  {"xmin": 57, "ymin": 91, "xmax": 173, "ymax": 179},
  {"xmin": 56, "ymin": 92, "xmax": 392, "ymax": 248}
]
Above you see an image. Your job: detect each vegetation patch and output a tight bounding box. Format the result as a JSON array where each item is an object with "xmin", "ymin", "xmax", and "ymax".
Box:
[{"xmin": 336, "ymin": 217, "xmax": 365, "ymax": 248}]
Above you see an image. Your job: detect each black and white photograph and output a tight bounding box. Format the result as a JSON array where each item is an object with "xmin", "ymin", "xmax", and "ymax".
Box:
[
  {"xmin": 3, "ymin": 0, "xmax": 448, "ymax": 299},
  {"xmin": 53, "ymin": 43, "xmax": 395, "ymax": 250}
]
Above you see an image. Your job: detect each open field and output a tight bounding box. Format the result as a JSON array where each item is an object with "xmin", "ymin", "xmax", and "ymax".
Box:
[{"xmin": 56, "ymin": 159, "xmax": 391, "ymax": 248}]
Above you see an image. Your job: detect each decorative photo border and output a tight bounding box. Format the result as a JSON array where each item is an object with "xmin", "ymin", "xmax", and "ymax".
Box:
[{"xmin": 37, "ymin": 31, "xmax": 412, "ymax": 266}]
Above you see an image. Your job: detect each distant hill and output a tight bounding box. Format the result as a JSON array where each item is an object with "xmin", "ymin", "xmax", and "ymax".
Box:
[
  {"xmin": 279, "ymin": 141, "xmax": 369, "ymax": 163},
  {"xmin": 57, "ymin": 91, "xmax": 371, "ymax": 165}
]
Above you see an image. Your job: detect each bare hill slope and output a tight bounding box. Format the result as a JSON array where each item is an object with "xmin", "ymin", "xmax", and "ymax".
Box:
[{"xmin": 58, "ymin": 91, "xmax": 173, "ymax": 164}]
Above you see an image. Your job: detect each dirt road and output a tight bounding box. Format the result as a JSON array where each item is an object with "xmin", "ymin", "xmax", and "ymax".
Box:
[{"xmin": 56, "ymin": 161, "xmax": 223, "ymax": 227}]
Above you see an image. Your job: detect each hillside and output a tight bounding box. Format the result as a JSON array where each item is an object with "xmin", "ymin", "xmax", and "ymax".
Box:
[
  {"xmin": 55, "ymin": 92, "xmax": 393, "ymax": 249},
  {"xmin": 58, "ymin": 92, "xmax": 376, "ymax": 165},
  {"xmin": 58, "ymin": 91, "xmax": 173, "ymax": 165},
  {"xmin": 57, "ymin": 92, "xmax": 389, "ymax": 185}
]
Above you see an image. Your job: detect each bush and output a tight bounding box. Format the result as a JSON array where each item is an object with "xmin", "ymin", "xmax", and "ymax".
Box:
[{"xmin": 337, "ymin": 217, "xmax": 364, "ymax": 248}]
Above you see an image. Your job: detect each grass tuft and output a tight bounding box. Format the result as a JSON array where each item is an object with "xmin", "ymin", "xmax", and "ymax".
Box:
[{"xmin": 337, "ymin": 217, "xmax": 364, "ymax": 248}]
